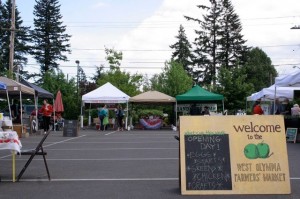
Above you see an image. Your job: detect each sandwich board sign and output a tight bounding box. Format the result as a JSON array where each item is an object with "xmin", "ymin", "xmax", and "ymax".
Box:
[
  {"xmin": 286, "ymin": 128, "xmax": 297, "ymax": 143},
  {"xmin": 180, "ymin": 115, "xmax": 291, "ymax": 195}
]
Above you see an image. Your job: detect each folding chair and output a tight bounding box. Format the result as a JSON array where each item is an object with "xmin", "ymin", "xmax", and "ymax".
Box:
[{"xmin": 17, "ymin": 131, "xmax": 51, "ymax": 181}]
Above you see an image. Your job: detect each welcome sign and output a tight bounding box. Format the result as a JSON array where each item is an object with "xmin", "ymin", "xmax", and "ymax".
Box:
[{"xmin": 180, "ymin": 115, "xmax": 291, "ymax": 195}]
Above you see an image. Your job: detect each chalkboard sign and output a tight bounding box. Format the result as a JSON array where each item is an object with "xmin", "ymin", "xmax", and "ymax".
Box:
[
  {"xmin": 286, "ymin": 128, "xmax": 297, "ymax": 143},
  {"xmin": 63, "ymin": 120, "xmax": 79, "ymax": 137},
  {"xmin": 184, "ymin": 134, "xmax": 232, "ymax": 191}
]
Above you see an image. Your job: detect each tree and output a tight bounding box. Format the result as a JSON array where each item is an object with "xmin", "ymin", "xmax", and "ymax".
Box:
[
  {"xmin": 150, "ymin": 61, "xmax": 193, "ymax": 97},
  {"xmin": 218, "ymin": 0, "xmax": 248, "ymax": 69},
  {"xmin": 244, "ymin": 47, "xmax": 277, "ymax": 91},
  {"xmin": 95, "ymin": 48, "xmax": 143, "ymax": 97},
  {"xmin": 0, "ymin": 0, "xmax": 31, "ymax": 76},
  {"xmin": 216, "ymin": 66, "xmax": 254, "ymax": 112},
  {"xmin": 170, "ymin": 25, "xmax": 194, "ymax": 77},
  {"xmin": 31, "ymin": 0, "xmax": 71, "ymax": 75},
  {"xmin": 185, "ymin": 1, "xmax": 223, "ymax": 86},
  {"xmin": 185, "ymin": 0, "xmax": 248, "ymax": 86},
  {"xmin": 91, "ymin": 65, "xmax": 104, "ymax": 83},
  {"xmin": 41, "ymin": 70, "xmax": 79, "ymax": 119}
]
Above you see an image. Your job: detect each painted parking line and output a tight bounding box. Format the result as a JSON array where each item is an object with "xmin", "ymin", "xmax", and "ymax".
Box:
[
  {"xmin": 1, "ymin": 178, "xmax": 179, "ymax": 182},
  {"xmin": 43, "ymin": 135, "xmax": 87, "ymax": 148},
  {"xmin": 8, "ymin": 157, "xmax": 179, "ymax": 161},
  {"xmin": 46, "ymin": 148, "xmax": 178, "ymax": 151},
  {"xmin": 2, "ymin": 177, "xmax": 300, "ymax": 182},
  {"xmin": 0, "ymin": 135, "xmax": 87, "ymax": 159},
  {"xmin": 105, "ymin": 131, "xmax": 117, "ymax": 136}
]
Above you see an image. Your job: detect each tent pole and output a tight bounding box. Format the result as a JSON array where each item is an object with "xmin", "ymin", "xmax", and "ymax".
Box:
[
  {"xmin": 88, "ymin": 103, "xmax": 91, "ymax": 126},
  {"xmin": 35, "ymin": 96, "xmax": 39, "ymax": 131},
  {"xmin": 273, "ymin": 86, "xmax": 277, "ymax": 115},
  {"xmin": 222, "ymin": 100, "xmax": 224, "ymax": 113},
  {"xmin": 20, "ymin": 91, "xmax": 23, "ymax": 134},
  {"xmin": 126, "ymin": 101, "xmax": 128, "ymax": 130},
  {"xmin": 175, "ymin": 101, "xmax": 178, "ymax": 127},
  {"xmin": 6, "ymin": 90, "xmax": 12, "ymax": 120}
]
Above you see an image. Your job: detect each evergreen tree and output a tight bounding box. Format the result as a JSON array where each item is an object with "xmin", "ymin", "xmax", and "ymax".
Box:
[
  {"xmin": 170, "ymin": 25, "xmax": 194, "ymax": 77},
  {"xmin": 31, "ymin": 0, "xmax": 71, "ymax": 75},
  {"xmin": 186, "ymin": 1, "xmax": 223, "ymax": 86},
  {"xmin": 185, "ymin": 0, "xmax": 248, "ymax": 86},
  {"xmin": 218, "ymin": 0, "xmax": 248, "ymax": 68},
  {"xmin": 0, "ymin": 0, "xmax": 31, "ymax": 76}
]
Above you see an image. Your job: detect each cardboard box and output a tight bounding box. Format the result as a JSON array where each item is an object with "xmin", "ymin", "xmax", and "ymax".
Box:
[{"xmin": 13, "ymin": 124, "xmax": 26, "ymax": 138}]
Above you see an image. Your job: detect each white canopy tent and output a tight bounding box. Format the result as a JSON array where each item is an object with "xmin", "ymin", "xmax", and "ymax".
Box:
[
  {"xmin": 81, "ymin": 82, "xmax": 130, "ymax": 128},
  {"xmin": 271, "ymin": 71, "xmax": 300, "ymax": 114},
  {"xmin": 247, "ymin": 84, "xmax": 299, "ymax": 101},
  {"xmin": 275, "ymin": 71, "xmax": 300, "ymax": 87}
]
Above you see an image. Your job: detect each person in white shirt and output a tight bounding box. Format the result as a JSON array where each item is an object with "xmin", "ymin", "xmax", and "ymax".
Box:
[{"xmin": 291, "ymin": 104, "xmax": 300, "ymax": 116}]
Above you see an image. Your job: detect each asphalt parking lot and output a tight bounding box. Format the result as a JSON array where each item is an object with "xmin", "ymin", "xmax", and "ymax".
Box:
[{"xmin": 0, "ymin": 129, "xmax": 299, "ymax": 199}]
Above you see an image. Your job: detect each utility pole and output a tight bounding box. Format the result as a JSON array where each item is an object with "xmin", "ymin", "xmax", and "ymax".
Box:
[
  {"xmin": 75, "ymin": 60, "xmax": 80, "ymax": 96},
  {"xmin": 8, "ymin": 0, "xmax": 16, "ymax": 77}
]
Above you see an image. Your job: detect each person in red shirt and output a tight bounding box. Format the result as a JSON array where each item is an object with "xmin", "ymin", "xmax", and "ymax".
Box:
[
  {"xmin": 253, "ymin": 100, "xmax": 264, "ymax": 115},
  {"xmin": 39, "ymin": 99, "xmax": 53, "ymax": 134}
]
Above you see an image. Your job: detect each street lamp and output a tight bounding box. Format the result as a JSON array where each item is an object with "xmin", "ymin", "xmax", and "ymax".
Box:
[{"xmin": 75, "ymin": 60, "xmax": 80, "ymax": 95}]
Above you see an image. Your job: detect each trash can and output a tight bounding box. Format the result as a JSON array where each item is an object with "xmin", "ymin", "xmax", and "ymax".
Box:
[{"xmin": 63, "ymin": 120, "xmax": 79, "ymax": 137}]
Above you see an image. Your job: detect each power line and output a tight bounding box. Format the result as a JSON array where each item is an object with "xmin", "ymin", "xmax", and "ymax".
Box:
[
  {"xmin": 69, "ymin": 44, "xmax": 300, "ymax": 52},
  {"xmin": 22, "ymin": 15, "xmax": 300, "ymax": 24}
]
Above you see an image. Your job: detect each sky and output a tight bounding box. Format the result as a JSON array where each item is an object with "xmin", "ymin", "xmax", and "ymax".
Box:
[{"xmin": 14, "ymin": 0, "xmax": 300, "ymax": 80}]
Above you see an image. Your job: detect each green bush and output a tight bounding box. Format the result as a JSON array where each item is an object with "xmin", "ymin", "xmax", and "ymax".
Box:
[
  {"xmin": 84, "ymin": 109, "xmax": 98, "ymax": 119},
  {"xmin": 137, "ymin": 109, "xmax": 164, "ymax": 118}
]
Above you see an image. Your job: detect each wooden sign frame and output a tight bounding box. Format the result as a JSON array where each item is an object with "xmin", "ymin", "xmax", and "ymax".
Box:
[
  {"xmin": 286, "ymin": 128, "xmax": 297, "ymax": 143},
  {"xmin": 180, "ymin": 115, "xmax": 291, "ymax": 195}
]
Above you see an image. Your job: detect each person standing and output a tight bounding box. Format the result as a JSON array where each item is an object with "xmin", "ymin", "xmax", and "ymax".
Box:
[
  {"xmin": 190, "ymin": 104, "xmax": 200, "ymax": 115},
  {"xmin": 40, "ymin": 99, "xmax": 53, "ymax": 134},
  {"xmin": 253, "ymin": 100, "xmax": 264, "ymax": 115},
  {"xmin": 98, "ymin": 104, "xmax": 108, "ymax": 131},
  {"xmin": 270, "ymin": 99, "xmax": 283, "ymax": 115},
  {"xmin": 291, "ymin": 104, "xmax": 300, "ymax": 116},
  {"xmin": 202, "ymin": 106, "xmax": 210, "ymax": 115},
  {"xmin": 116, "ymin": 105, "xmax": 124, "ymax": 131}
]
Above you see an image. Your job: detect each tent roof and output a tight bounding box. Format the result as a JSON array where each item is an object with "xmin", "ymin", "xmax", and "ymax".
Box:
[
  {"xmin": 82, "ymin": 82, "xmax": 130, "ymax": 103},
  {"xmin": 129, "ymin": 90, "xmax": 176, "ymax": 103},
  {"xmin": 275, "ymin": 71, "xmax": 300, "ymax": 87},
  {"xmin": 20, "ymin": 79, "xmax": 54, "ymax": 99},
  {"xmin": 247, "ymin": 84, "xmax": 299, "ymax": 101},
  {"xmin": 176, "ymin": 85, "xmax": 224, "ymax": 101},
  {"xmin": 0, "ymin": 77, "xmax": 35, "ymax": 96},
  {"xmin": 0, "ymin": 81, "xmax": 6, "ymax": 90}
]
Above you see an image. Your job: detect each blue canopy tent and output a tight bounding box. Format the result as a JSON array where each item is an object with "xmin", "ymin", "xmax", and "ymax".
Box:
[{"xmin": 0, "ymin": 81, "xmax": 12, "ymax": 120}]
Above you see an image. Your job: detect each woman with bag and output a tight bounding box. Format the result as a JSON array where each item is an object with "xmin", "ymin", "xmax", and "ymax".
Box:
[{"xmin": 98, "ymin": 104, "xmax": 108, "ymax": 131}]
